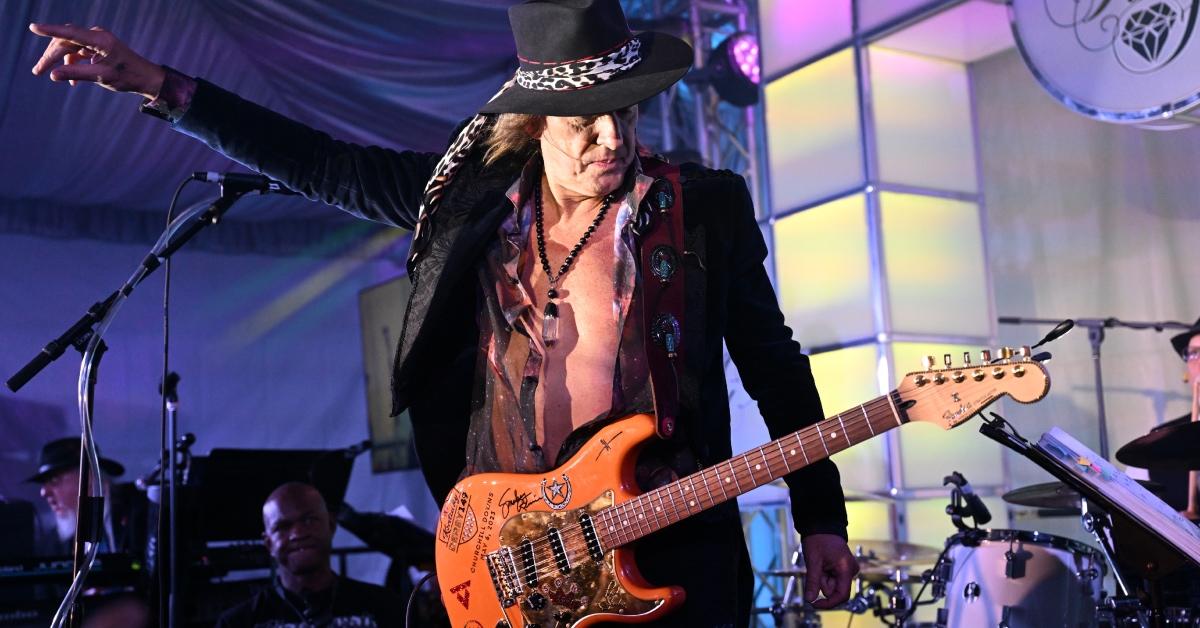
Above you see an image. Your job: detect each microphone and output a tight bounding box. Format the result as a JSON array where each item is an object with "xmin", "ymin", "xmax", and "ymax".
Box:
[
  {"xmin": 191, "ymin": 171, "xmax": 298, "ymax": 195},
  {"xmin": 944, "ymin": 471, "xmax": 992, "ymax": 525},
  {"xmin": 1033, "ymin": 319, "xmax": 1074, "ymax": 349}
]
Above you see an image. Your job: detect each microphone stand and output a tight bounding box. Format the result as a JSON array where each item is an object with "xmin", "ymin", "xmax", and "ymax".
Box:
[
  {"xmin": 998, "ymin": 316, "xmax": 1192, "ymax": 460},
  {"xmin": 6, "ymin": 186, "xmax": 256, "ymax": 628}
]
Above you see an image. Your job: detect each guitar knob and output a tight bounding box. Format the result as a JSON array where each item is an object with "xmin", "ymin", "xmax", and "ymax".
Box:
[{"xmin": 526, "ymin": 592, "xmax": 547, "ymax": 610}]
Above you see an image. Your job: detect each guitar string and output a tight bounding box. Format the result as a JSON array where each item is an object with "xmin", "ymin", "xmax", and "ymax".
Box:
[
  {"xmin": 507, "ymin": 385, "xmax": 938, "ymax": 579},
  {"xmin": 508, "ymin": 392, "xmax": 901, "ymax": 578},
  {"xmin": 509, "ymin": 382, "xmax": 951, "ymax": 579},
  {"xmin": 500, "ymin": 373, "xmax": 1021, "ymax": 581}
]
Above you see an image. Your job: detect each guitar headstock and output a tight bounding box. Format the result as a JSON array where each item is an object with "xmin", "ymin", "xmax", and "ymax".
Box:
[{"xmin": 896, "ymin": 346, "xmax": 1049, "ymax": 430}]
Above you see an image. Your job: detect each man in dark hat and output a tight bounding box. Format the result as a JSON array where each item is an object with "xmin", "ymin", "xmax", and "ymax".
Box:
[
  {"xmin": 30, "ymin": 2, "xmax": 857, "ymax": 624},
  {"xmin": 1149, "ymin": 318, "xmax": 1200, "ymax": 516},
  {"xmin": 26, "ymin": 436, "xmax": 127, "ymax": 554}
]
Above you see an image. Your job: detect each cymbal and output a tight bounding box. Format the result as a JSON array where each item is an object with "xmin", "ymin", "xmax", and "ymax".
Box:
[
  {"xmin": 1116, "ymin": 421, "xmax": 1200, "ymax": 470},
  {"xmin": 763, "ymin": 565, "xmax": 923, "ymax": 585},
  {"xmin": 1003, "ymin": 480, "xmax": 1164, "ymax": 512},
  {"xmin": 848, "ymin": 540, "xmax": 940, "ymax": 567}
]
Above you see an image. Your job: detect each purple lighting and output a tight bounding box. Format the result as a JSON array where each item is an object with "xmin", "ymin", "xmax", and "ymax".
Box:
[
  {"xmin": 730, "ymin": 34, "xmax": 761, "ymax": 85},
  {"xmin": 709, "ymin": 31, "xmax": 761, "ymax": 106}
]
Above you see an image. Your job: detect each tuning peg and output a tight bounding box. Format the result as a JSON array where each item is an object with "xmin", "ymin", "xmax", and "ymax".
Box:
[
  {"xmin": 943, "ymin": 354, "xmax": 952, "ymax": 368},
  {"xmin": 981, "ymin": 349, "xmax": 992, "ymax": 363},
  {"xmin": 963, "ymin": 352, "xmax": 972, "ymax": 366},
  {"xmin": 922, "ymin": 355, "xmax": 935, "ymax": 370},
  {"xmin": 999, "ymin": 346, "xmax": 1014, "ymax": 360},
  {"xmin": 1017, "ymin": 345, "xmax": 1032, "ymax": 359}
]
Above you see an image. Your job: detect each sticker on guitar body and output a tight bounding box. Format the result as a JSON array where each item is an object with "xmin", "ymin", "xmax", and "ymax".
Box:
[
  {"xmin": 438, "ymin": 488, "xmax": 478, "ymax": 552},
  {"xmin": 540, "ymin": 474, "xmax": 572, "ymax": 510},
  {"xmin": 449, "ymin": 579, "xmax": 472, "ymax": 610}
]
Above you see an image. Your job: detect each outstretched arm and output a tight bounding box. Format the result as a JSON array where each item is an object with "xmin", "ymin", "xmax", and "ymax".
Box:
[{"xmin": 29, "ymin": 22, "xmax": 437, "ymax": 230}]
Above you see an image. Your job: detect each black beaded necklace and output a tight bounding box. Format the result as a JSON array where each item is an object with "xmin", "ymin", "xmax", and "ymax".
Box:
[{"xmin": 533, "ymin": 183, "xmax": 616, "ymax": 347}]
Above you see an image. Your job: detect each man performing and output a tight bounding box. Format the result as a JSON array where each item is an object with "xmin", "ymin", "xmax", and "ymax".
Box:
[
  {"xmin": 1147, "ymin": 317, "xmax": 1200, "ymax": 516},
  {"xmin": 217, "ymin": 482, "xmax": 403, "ymax": 627},
  {"xmin": 30, "ymin": 1, "xmax": 857, "ymax": 624}
]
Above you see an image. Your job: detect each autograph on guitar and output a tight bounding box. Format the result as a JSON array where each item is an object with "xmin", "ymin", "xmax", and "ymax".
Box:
[{"xmin": 435, "ymin": 351, "xmax": 1050, "ymax": 627}]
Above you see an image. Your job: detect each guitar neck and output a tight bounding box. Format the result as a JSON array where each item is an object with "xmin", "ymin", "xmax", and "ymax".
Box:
[{"xmin": 593, "ymin": 391, "xmax": 908, "ymax": 549}]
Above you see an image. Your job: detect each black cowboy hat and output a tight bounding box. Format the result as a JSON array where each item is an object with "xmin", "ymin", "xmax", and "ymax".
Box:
[
  {"xmin": 1171, "ymin": 316, "xmax": 1200, "ymax": 360},
  {"xmin": 24, "ymin": 436, "xmax": 125, "ymax": 484},
  {"xmin": 478, "ymin": 0, "xmax": 693, "ymax": 116}
]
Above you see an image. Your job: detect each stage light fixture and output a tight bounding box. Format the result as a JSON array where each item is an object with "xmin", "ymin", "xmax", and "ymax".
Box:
[{"xmin": 707, "ymin": 31, "xmax": 761, "ymax": 107}]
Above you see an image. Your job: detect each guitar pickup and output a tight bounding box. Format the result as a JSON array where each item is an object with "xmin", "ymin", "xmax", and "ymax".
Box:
[
  {"xmin": 518, "ymin": 538, "xmax": 538, "ymax": 588},
  {"xmin": 579, "ymin": 513, "xmax": 604, "ymax": 562},
  {"xmin": 547, "ymin": 527, "xmax": 571, "ymax": 574}
]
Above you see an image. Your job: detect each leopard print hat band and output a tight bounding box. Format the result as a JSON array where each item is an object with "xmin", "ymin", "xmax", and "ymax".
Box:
[{"xmin": 515, "ymin": 38, "xmax": 643, "ymax": 92}]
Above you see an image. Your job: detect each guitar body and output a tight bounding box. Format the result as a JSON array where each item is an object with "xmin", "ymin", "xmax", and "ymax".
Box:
[
  {"xmin": 431, "ymin": 352, "xmax": 1053, "ymax": 626},
  {"xmin": 435, "ymin": 413, "xmax": 683, "ymax": 627}
]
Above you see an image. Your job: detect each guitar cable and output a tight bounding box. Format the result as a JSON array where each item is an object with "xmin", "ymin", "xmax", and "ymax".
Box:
[{"xmin": 407, "ymin": 571, "xmax": 437, "ymax": 626}]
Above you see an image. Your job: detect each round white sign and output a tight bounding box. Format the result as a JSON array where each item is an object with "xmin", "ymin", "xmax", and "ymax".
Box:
[{"xmin": 1010, "ymin": 0, "xmax": 1200, "ymax": 124}]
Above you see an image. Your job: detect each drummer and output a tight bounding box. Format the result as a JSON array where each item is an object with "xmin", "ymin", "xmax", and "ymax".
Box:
[{"xmin": 1144, "ymin": 317, "xmax": 1200, "ymax": 517}]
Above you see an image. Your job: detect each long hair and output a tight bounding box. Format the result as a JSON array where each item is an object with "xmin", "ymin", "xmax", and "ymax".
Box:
[{"xmin": 483, "ymin": 113, "xmax": 545, "ymax": 165}]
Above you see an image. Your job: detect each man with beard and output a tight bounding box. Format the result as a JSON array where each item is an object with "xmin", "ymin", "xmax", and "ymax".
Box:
[
  {"xmin": 26, "ymin": 436, "xmax": 139, "ymax": 555},
  {"xmin": 216, "ymin": 482, "xmax": 402, "ymax": 627}
]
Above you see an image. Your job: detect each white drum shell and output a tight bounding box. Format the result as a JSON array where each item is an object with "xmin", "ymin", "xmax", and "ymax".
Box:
[{"xmin": 942, "ymin": 529, "xmax": 1104, "ymax": 628}]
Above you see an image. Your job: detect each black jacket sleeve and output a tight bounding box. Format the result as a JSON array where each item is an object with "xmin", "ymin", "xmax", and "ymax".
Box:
[
  {"xmin": 721, "ymin": 175, "xmax": 849, "ymax": 539},
  {"xmin": 171, "ymin": 78, "xmax": 440, "ymax": 230}
]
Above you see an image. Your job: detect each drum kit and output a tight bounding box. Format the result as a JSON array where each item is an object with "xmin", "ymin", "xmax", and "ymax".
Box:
[{"xmin": 755, "ymin": 419, "xmax": 1200, "ymax": 627}]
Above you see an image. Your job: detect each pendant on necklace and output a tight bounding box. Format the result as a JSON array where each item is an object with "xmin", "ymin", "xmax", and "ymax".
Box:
[{"xmin": 542, "ymin": 300, "xmax": 559, "ymax": 346}]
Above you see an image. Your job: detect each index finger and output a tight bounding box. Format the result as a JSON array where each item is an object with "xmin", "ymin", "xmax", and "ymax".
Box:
[{"xmin": 29, "ymin": 23, "xmax": 108, "ymax": 49}]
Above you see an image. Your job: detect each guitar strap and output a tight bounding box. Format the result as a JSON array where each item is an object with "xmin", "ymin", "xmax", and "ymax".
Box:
[{"xmin": 636, "ymin": 158, "xmax": 686, "ymax": 440}]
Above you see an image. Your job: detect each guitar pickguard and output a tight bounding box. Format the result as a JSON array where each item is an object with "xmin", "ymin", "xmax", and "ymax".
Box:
[{"xmin": 495, "ymin": 491, "xmax": 663, "ymax": 625}]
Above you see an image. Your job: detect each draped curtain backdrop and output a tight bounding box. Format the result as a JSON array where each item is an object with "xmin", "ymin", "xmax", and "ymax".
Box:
[{"xmin": 0, "ymin": 0, "xmax": 516, "ymax": 253}]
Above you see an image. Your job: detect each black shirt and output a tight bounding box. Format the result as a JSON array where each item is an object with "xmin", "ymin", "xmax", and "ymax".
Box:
[{"xmin": 215, "ymin": 576, "xmax": 404, "ymax": 627}]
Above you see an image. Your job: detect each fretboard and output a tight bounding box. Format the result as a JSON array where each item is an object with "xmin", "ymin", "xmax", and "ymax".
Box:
[{"xmin": 593, "ymin": 391, "xmax": 907, "ymax": 549}]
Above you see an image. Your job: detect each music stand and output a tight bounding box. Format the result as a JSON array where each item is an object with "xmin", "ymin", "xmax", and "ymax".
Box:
[
  {"xmin": 980, "ymin": 415, "xmax": 1200, "ymax": 624},
  {"xmin": 187, "ymin": 448, "xmax": 355, "ymax": 542}
]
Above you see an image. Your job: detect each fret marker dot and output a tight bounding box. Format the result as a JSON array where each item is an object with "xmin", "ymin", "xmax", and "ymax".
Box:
[
  {"xmin": 790, "ymin": 449, "xmax": 796, "ymax": 455},
  {"xmin": 689, "ymin": 500, "xmax": 695, "ymax": 507},
  {"xmin": 830, "ymin": 431, "xmax": 837, "ymax": 439},
  {"xmin": 725, "ymin": 477, "xmax": 731, "ymax": 483},
  {"xmin": 755, "ymin": 464, "xmax": 762, "ymax": 470},
  {"xmin": 655, "ymin": 506, "xmax": 661, "ymax": 512},
  {"xmin": 638, "ymin": 514, "xmax": 644, "ymax": 519},
  {"xmin": 609, "ymin": 526, "xmax": 615, "ymax": 531}
]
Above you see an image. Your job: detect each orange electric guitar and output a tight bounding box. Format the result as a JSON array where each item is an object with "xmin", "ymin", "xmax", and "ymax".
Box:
[{"xmin": 434, "ymin": 350, "xmax": 1050, "ymax": 627}]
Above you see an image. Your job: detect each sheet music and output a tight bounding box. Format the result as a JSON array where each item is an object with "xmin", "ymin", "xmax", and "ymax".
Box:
[{"xmin": 1037, "ymin": 427, "xmax": 1200, "ymax": 564}]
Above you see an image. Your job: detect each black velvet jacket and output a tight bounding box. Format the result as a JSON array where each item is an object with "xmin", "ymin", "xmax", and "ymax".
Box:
[{"xmin": 171, "ymin": 79, "xmax": 848, "ymax": 539}]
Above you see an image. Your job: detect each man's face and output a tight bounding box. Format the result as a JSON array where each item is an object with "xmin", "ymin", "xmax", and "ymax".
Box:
[
  {"xmin": 262, "ymin": 487, "xmax": 335, "ymax": 576},
  {"xmin": 537, "ymin": 106, "xmax": 638, "ymax": 199},
  {"xmin": 40, "ymin": 468, "xmax": 80, "ymax": 541},
  {"xmin": 1187, "ymin": 335, "xmax": 1200, "ymax": 387}
]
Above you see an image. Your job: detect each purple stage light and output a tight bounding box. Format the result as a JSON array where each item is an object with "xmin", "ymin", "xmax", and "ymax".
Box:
[{"xmin": 709, "ymin": 31, "xmax": 761, "ymax": 106}]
